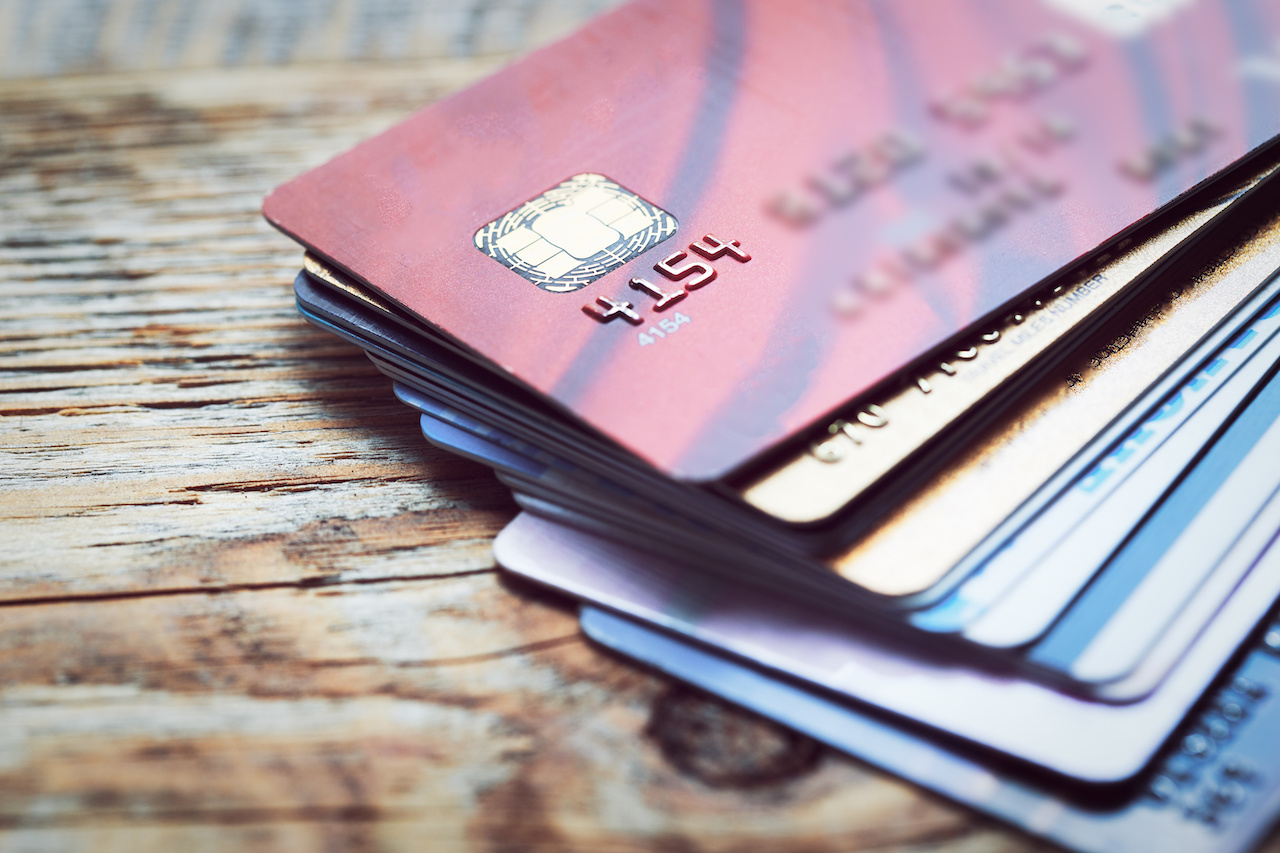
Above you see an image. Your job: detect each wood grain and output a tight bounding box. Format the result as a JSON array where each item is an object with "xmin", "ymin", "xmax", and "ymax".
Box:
[
  {"xmin": 3, "ymin": 6, "xmax": 1276, "ymax": 852},
  {"xmin": 0, "ymin": 0, "xmax": 622, "ymax": 79}
]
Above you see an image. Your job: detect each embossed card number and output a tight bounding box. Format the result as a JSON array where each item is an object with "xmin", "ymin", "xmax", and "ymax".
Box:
[
  {"xmin": 582, "ymin": 233, "xmax": 752, "ymax": 328},
  {"xmin": 766, "ymin": 29, "xmax": 1228, "ymax": 328}
]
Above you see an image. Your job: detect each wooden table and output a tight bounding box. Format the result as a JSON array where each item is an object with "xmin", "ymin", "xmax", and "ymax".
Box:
[{"xmin": 3, "ymin": 3, "xmax": 1276, "ymax": 850}]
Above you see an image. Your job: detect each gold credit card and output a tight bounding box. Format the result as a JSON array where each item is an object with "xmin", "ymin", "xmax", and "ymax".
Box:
[
  {"xmin": 304, "ymin": 254, "xmax": 398, "ymax": 316},
  {"xmin": 734, "ymin": 161, "xmax": 1278, "ymax": 526},
  {"xmin": 825, "ymin": 199, "xmax": 1280, "ymax": 597}
]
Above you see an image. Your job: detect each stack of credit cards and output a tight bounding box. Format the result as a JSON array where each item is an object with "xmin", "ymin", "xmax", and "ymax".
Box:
[{"xmin": 263, "ymin": 1, "xmax": 1280, "ymax": 849}]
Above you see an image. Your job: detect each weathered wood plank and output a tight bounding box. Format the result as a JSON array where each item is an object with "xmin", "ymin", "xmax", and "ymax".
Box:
[
  {"xmin": 0, "ymin": 574, "xmax": 1004, "ymax": 851},
  {"xmin": 1, "ymin": 64, "xmax": 525, "ymax": 599}
]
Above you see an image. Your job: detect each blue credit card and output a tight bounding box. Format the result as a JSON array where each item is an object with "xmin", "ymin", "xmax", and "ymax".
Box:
[
  {"xmin": 1032, "ymin": 355, "xmax": 1280, "ymax": 676},
  {"xmin": 581, "ymin": 604, "xmax": 1280, "ymax": 853},
  {"xmin": 913, "ymin": 280, "xmax": 1280, "ymax": 641}
]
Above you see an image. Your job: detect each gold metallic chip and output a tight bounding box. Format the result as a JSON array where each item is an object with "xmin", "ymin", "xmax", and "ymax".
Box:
[{"xmin": 474, "ymin": 173, "xmax": 678, "ymax": 293}]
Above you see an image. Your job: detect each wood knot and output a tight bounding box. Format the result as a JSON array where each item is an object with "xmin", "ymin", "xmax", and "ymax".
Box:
[{"xmin": 647, "ymin": 685, "xmax": 821, "ymax": 789}]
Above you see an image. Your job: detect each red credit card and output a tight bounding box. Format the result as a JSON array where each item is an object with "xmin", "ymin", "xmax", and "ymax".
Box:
[{"xmin": 264, "ymin": 0, "xmax": 1280, "ymax": 482}]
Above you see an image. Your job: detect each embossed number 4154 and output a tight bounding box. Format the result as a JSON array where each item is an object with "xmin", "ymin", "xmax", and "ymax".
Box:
[{"xmin": 583, "ymin": 233, "xmax": 751, "ymax": 326}]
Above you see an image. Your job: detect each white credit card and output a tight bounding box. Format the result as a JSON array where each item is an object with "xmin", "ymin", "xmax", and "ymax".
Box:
[{"xmin": 494, "ymin": 510, "xmax": 1280, "ymax": 782}]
